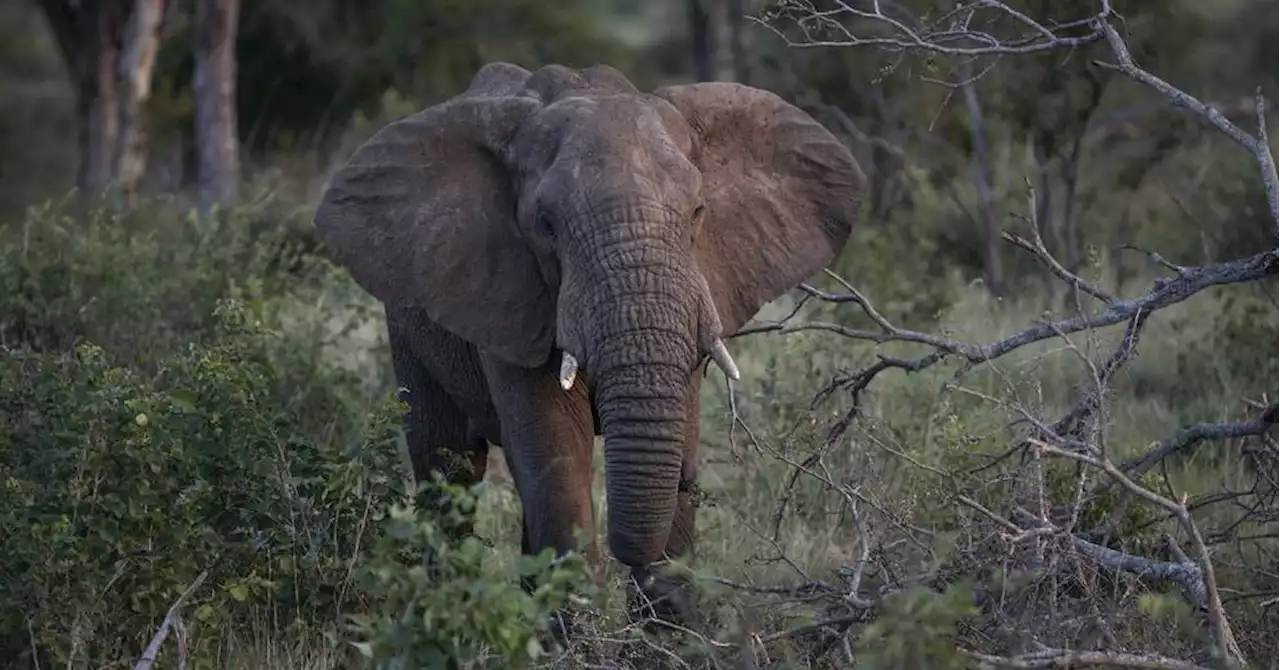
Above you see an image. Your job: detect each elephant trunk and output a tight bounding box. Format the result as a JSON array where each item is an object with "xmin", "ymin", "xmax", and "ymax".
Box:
[
  {"xmin": 574, "ymin": 226, "xmax": 701, "ymax": 567},
  {"xmin": 560, "ymin": 203, "xmax": 736, "ymax": 569},
  {"xmin": 592, "ymin": 315, "xmax": 693, "ymax": 568}
]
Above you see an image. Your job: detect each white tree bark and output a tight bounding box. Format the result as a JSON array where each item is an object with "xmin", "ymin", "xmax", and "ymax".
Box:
[{"xmin": 114, "ymin": 0, "xmax": 166, "ymax": 208}]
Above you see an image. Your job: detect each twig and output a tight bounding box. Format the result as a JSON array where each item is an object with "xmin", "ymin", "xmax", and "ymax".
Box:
[
  {"xmin": 1012, "ymin": 177, "xmax": 1116, "ymax": 304},
  {"xmin": 754, "ymin": 0, "xmax": 1108, "ymax": 57},
  {"xmin": 133, "ymin": 570, "xmax": 209, "ymax": 670}
]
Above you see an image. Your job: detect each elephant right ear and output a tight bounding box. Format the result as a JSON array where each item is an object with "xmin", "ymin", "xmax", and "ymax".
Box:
[{"xmin": 314, "ymin": 95, "xmax": 555, "ymax": 367}]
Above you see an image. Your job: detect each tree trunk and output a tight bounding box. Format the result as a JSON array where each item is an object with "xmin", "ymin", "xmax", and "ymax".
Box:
[
  {"xmin": 687, "ymin": 0, "xmax": 718, "ymax": 82},
  {"xmin": 82, "ymin": 21, "xmax": 121, "ymax": 200},
  {"xmin": 39, "ymin": 0, "xmax": 167, "ymax": 207},
  {"xmin": 194, "ymin": 0, "xmax": 240, "ymax": 210},
  {"xmin": 114, "ymin": 0, "xmax": 166, "ymax": 209},
  {"xmin": 40, "ymin": 1, "xmax": 128, "ymax": 199},
  {"xmin": 961, "ymin": 72, "xmax": 1005, "ymax": 297}
]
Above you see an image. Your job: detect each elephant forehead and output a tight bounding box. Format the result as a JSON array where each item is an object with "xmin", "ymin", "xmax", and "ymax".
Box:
[
  {"xmin": 518, "ymin": 97, "xmax": 700, "ymax": 191},
  {"xmin": 521, "ymin": 63, "xmax": 638, "ymax": 102}
]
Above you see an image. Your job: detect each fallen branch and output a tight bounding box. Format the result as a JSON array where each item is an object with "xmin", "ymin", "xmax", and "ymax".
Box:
[
  {"xmin": 1032, "ymin": 439, "xmax": 1247, "ymax": 668},
  {"xmin": 961, "ymin": 646, "xmax": 1212, "ymax": 670},
  {"xmin": 1071, "ymin": 537, "xmax": 1208, "ymax": 611},
  {"xmin": 133, "ymin": 570, "xmax": 209, "ymax": 670}
]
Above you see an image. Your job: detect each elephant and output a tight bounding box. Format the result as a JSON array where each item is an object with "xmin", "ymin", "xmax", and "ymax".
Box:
[{"xmin": 313, "ymin": 61, "xmax": 867, "ymax": 630}]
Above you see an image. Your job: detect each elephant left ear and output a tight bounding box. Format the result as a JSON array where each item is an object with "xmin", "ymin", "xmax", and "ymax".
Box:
[{"xmin": 654, "ymin": 82, "xmax": 867, "ymax": 335}]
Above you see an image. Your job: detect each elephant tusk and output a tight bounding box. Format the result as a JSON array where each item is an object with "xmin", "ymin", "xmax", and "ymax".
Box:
[
  {"xmin": 709, "ymin": 339, "xmax": 740, "ymax": 381},
  {"xmin": 559, "ymin": 352, "xmax": 579, "ymax": 390}
]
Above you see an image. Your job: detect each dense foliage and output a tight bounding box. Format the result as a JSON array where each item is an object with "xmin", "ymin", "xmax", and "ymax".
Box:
[{"xmin": 0, "ymin": 202, "xmax": 592, "ymax": 668}]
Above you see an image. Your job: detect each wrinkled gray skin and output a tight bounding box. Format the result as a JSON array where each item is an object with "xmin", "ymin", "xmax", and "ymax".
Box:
[{"xmin": 315, "ymin": 62, "xmax": 866, "ymax": 628}]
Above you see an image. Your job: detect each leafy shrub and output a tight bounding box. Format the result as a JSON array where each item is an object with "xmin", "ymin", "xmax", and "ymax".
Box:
[
  {"xmin": 0, "ymin": 198, "xmax": 602, "ymax": 669},
  {"xmin": 348, "ymin": 482, "xmax": 595, "ymax": 669},
  {"xmin": 0, "ymin": 194, "xmax": 323, "ymax": 365},
  {"xmin": 0, "ymin": 299, "xmax": 409, "ymax": 667},
  {"xmin": 853, "ymin": 582, "xmax": 978, "ymax": 670}
]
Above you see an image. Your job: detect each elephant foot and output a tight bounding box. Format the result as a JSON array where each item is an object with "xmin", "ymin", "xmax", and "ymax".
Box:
[{"xmin": 626, "ymin": 565, "xmax": 700, "ymax": 630}]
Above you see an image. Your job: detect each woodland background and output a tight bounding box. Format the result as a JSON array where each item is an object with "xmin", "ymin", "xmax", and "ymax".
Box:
[{"xmin": 0, "ymin": 0, "xmax": 1276, "ymax": 668}]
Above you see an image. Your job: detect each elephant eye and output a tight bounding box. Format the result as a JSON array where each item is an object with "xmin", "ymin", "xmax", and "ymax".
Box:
[
  {"xmin": 537, "ymin": 210, "xmax": 556, "ymax": 239},
  {"xmin": 691, "ymin": 204, "xmax": 707, "ymax": 226}
]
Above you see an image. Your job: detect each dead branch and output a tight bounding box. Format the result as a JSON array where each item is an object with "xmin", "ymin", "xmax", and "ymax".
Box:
[
  {"xmin": 755, "ymin": 0, "xmax": 1107, "ymax": 56},
  {"xmin": 1071, "ymin": 537, "xmax": 1208, "ymax": 612},
  {"xmin": 714, "ymin": 3, "xmax": 1278, "ymax": 666},
  {"xmin": 746, "ymin": 244, "xmax": 1276, "ymax": 396},
  {"xmin": 962, "ymin": 489, "xmax": 1220, "ymax": 623},
  {"xmin": 132, "ymin": 570, "xmax": 209, "ymax": 670},
  {"xmin": 1116, "ymin": 404, "xmax": 1279, "ymax": 484},
  {"xmin": 961, "ymin": 646, "xmax": 1212, "ymax": 670}
]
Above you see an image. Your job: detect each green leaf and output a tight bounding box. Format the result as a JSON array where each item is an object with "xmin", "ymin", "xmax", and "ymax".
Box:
[
  {"xmin": 170, "ymin": 389, "xmax": 199, "ymax": 413},
  {"xmin": 227, "ymin": 582, "xmax": 251, "ymax": 602}
]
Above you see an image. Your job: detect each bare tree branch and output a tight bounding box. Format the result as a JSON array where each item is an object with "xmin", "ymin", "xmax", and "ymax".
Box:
[
  {"xmin": 1094, "ymin": 19, "xmax": 1279, "ymax": 229},
  {"xmin": 748, "ymin": 245, "xmax": 1276, "ymax": 395},
  {"xmin": 754, "ymin": 0, "xmax": 1108, "ymax": 56},
  {"xmin": 961, "ymin": 646, "xmax": 1212, "ymax": 670},
  {"xmin": 133, "ymin": 570, "xmax": 208, "ymax": 670},
  {"xmin": 1117, "ymin": 404, "xmax": 1279, "ymax": 483}
]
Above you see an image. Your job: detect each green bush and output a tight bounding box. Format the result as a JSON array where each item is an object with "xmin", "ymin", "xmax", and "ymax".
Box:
[
  {"xmin": 0, "ymin": 299, "xmax": 409, "ymax": 667},
  {"xmin": 0, "ymin": 199, "xmax": 599, "ymax": 669},
  {"xmin": 347, "ymin": 481, "xmax": 595, "ymax": 669},
  {"xmin": 1, "ymin": 195, "xmax": 320, "ymax": 350}
]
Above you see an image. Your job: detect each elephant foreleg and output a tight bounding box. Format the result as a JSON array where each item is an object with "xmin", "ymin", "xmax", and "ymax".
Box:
[
  {"xmin": 481, "ymin": 355, "xmax": 600, "ymax": 564},
  {"xmin": 390, "ymin": 333, "xmax": 489, "ymax": 540},
  {"xmin": 483, "ymin": 354, "xmax": 602, "ymax": 644}
]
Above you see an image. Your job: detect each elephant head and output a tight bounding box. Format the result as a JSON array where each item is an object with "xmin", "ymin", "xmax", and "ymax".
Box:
[{"xmin": 315, "ymin": 63, "xmax": 866, "ymax": 571}]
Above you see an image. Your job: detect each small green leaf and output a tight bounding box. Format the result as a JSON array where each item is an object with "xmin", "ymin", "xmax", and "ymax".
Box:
[{"xmin": 227, "ymin": 583, "xmax": 250, "ymax": 602}]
